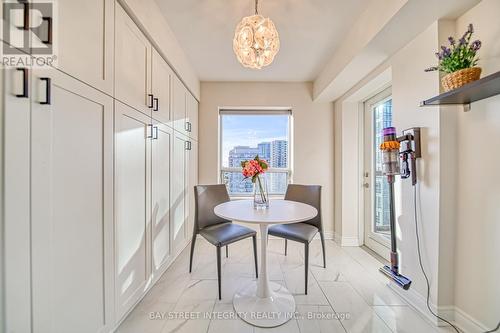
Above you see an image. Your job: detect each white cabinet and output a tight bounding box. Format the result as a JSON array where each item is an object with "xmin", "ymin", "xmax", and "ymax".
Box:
[
  {"xmin": 172, "ymin": 75, "xmax": 187, "ymax": 135},
  {"xmin": 114, "ymin": 101, "xmax": 152, "ymax": 319},
  {"xmin": 52, "ymin": 0, "xmax": 114, "ymax": 94},
  {"xmin": 186, "ymin": 93, "xmax": 199, "ymax": 141},
  {"xmin": 115, "ymin": 3, "xmax": 151, "ymax": 115},
  {"xmin": 151, "ymin": 121, "xmax": 173, "ymax": 280},
  {"xmin": 3, "ymin": 66, "xmax": 32, "ymax": 333},
  {"xmin": 30, "ymin": 69, "xmax": 114, "ymax": 333},
  {"xmin": 172, "ymin": 133, "xmax": 189, "ymax": 252},
  {"xmin": 172, "ymin": 76, "xmax": 198, "ymax": 139},
  {"xmin": 151, "ymin": 48, "xmax": 173, "ymax": 126}
]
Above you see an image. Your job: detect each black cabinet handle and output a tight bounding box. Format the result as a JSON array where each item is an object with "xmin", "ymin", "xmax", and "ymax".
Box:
[
  {"xmin": 40, "ymin": 77, "xmax": 51, "ymax": 105},
  {"xmin": 41, "ymin": 17, "xmax": 52, "ymax": 44},
  {"xmin": 16, "ymin": 68, "xmax": 28, "ymax": 98},
  {"xmin": 147, "ymin": 94, "xmax": 154, "ymax": 108},
  {"xmin": 19, "ymin": 1, "xmax": 29, "ymax": 31},
  {"xmin": 153, "ymin": 97, "xmax": 158, "ymax": 111},
  {"xmin": 152, "ymin": 126, "xmax": 158, "ymax": 139},
  {"xmin": 188, "ymin": 122, "xmax": 192, "ymax": 132}
]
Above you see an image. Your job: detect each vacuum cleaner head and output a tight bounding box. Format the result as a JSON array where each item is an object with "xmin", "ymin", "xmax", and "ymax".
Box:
[{"xmin": 380, "ymin": 265, "xmax": 412, "ymax": 290}]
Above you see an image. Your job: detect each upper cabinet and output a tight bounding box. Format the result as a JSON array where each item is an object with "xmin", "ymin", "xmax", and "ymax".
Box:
[
  {"xmin": 187, "ymin": 93, "xmax": 199, "ymax": 141},
  {"xmin": 115, "ymin": 3, "xmax": 151, "ymax": 116},
  {"xmin": 52, "ymin": 0, "xmax": 114, "ymax": 94},
  {"xmin": 151, "ymin": 48, "xmax": 173, "ymax": 126},
  {"xmin": 172, "ymin": 75, "xmax": 187, "ymax": 134},
  {"xmin": 172, "ymin": 75, "xmax": 198, "ymax": 140}
]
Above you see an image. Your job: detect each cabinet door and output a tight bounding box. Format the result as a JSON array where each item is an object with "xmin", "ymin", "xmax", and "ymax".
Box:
[
  {"xmin": 50, "ymin": 0, "xmax": 114, "ymax": 94},
  {"xmin": 186, "ymin": 93, "xmax": 198, "ymax": 141},
  {"xmin": 151, "ymin": 48, "xmax": 172, "ymax": 126},
  {"xmin": 114, "ymin": 101, "xmax": 152, "ymax": 319},
  {"xmin": 30, "ymin": 69, "xmax": 114, "ymax": 333},
  {"xmin": 115, "ymin": 3, "xmax": 151, "ymax": 116},
  {"xmin": 4, "ymin": 66, "xmax": 31, "ymax": 333},
  {"xmin": 172, "ymin": 75, "xmax": 187, "ymax": 134},
  {"xmin": 172, "ymin": 133, "xmax": 188, "ymax": 252},
  {"xmin": 187, "ymin": 140, "xmax": 198, "ymax": 237},
  {"xmin": 151, "ymin": 121, "xmax": 172, "ymax": 279}
]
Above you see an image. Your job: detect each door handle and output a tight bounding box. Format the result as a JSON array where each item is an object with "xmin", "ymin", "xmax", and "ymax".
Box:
[
  {"xmin": 16, "ymin": 68, "xmax": 28, "ymax": 98},
  {"xmin": 185, "ymin": 141, "xmax": 191, "ymax": 151},
  {"xmin": 40, "ymin": 77, "xmax": 51, "ymax": 105},
  {"xmin": 153, "ymin": 97, "xmax": 159, "ymax": 111},
  {"xmin": 363, "ymin": 183, "xmax": 369, "ymax": 188},
  {"xmin": 41, "ymin": 17, "xmax": 52, "ymax": 44},
  {"xmin": 147, "ymin": 94, "xmax": 154, "ymax": 108},
  {"xmin": 152, "ymin": 126, "xmax": 158, "ymax": 139},
  {"xmin": 188, "ymin": 122, "xmax": 192, "ymax": 132},
  {"xmin": 19, "ymin": 1, "xmax": 29, "ymax": 31}
]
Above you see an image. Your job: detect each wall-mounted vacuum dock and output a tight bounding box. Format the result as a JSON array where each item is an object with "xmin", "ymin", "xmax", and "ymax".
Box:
[{"xmin": 379, "ymin": 126, "xmax": 421, "ymax": 290}]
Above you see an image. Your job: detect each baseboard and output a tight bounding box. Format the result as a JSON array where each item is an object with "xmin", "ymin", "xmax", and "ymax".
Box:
[
  {"xmin": 388, "ymin": 283, "xmax": 492, "ymax": 333},
  {"xmin": 341, "ymin": 236, "xmax": 361, "ymax": 246}
]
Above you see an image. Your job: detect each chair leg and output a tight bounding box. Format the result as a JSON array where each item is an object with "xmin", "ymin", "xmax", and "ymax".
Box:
[
  {"xmin": 252, "ymin": 235, "xmax": 258, "ymax": 278},
  {"xmin": 216, "ymin": 246, "xmax": 222, "ymax": 300},
  {"xmin": 226, "ymin": 245, "xmax": 228, "ymax": 258},
  {"xmin": 304, "ymin": 242, "xmax": 309, "ymax": 295},
  {"xmin": 189, "ymin": 234, "xmax": 197, "ymax": 273},
  {"xmin": 284, "ymin": 239, "xmax": 287, "ymax": 256},
  {"xmin": 320, "ymin": 231, "xmax": 326, "ymax": 268}
]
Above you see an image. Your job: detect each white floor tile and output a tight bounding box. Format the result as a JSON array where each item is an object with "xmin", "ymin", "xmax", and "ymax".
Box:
[
  {"xmin": 296, "ymin": 304, "xmax": 346, "ymax": 333},
  {"xmin": 373, "ymin": 305, "xmax": 440, "ymax": 333}
]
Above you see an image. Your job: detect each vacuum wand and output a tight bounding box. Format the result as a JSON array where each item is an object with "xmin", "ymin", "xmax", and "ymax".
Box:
[{"xmin": 378, "ymin": 127, "xmax": 420, "ymax": 290}]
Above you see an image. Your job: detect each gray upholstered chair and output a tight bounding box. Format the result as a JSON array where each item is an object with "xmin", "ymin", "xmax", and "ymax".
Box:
[
  {"xmin": 268, "ymin": 184, "xmax": 325, "ymax": 294},
  {"xmin": 189, "ymin": 184, "xmax": 258, "ymax": 299}
]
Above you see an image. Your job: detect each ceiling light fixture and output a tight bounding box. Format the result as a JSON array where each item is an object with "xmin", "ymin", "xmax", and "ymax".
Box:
[{"xmin": 233, "ymin": 0, "xmax": 280, "ymax": 69}]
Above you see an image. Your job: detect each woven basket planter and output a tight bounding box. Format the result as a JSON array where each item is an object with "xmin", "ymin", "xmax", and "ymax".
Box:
[{"xmin": 441, "ymin": 67, "xmax": 482, "ymax": 92}]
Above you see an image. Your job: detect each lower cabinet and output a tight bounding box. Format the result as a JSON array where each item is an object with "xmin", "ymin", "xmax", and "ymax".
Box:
[
  {"xmin": 114, "ymin": 101, "xmax": 152, "ymax": 319},
  {"xmin": 172, "ymin": 132, "xmax": 189, "ymax": 252},
  {"xmin": 151, "ymin": 121, "xmax": 173, "ymax": 281},
  {"xmin": 30, "ymin": 69, "xmax": 114, "ymax": 333}
]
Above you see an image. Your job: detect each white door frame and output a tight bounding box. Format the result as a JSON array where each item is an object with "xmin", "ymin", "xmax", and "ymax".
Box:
[{"xmin": 362, "ymin": 87, "xmax": 392, "ymax": 260}]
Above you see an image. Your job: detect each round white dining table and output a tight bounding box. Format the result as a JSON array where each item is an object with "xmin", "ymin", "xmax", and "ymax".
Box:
[{"xmin": 214, "ymin": 199, "xmax": 318, "ymax": 327}]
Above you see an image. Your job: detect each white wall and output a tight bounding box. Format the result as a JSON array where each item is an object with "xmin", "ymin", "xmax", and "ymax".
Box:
[
  {"xmin": 334, "ymin": 0, "xmax": 500, "ymax": 330},
  {"xmin": 454, "ymin": 0, "xmax": 500, "ymax": 329},
  {"xmin": 199, "ymin": 82, "xmax": 335, "ymax": 236}
]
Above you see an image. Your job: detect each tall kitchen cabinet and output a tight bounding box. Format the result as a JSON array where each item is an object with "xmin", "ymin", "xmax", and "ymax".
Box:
[
  {"xmin": 30, "ymin": 69, "xmax": 113, "ymax": 333},
  {"xmin": 2, "ymin": 1, "xmax": 199, "ymax": 331}
]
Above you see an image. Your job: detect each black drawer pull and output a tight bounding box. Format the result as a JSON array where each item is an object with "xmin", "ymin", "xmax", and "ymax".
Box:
[
  {"xmin": 41, "ymin": 17, "xmax": 52, "ymax": 44},
  {"xmin": 153, "ymin": 97, "xmax": 158, "ymax": 111},
  {"xmin": 40, "ymin": 77, "xmax": 51, "ymax": 105},
  {"xmin": 16, "ymin": 68, "xmax": 28, "ymax": 98}
]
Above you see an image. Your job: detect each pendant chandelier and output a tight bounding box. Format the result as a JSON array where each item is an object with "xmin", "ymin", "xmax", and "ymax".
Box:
[{"xmin": 233, "ymin": 0, "xmax": 280, "ymax": 69}]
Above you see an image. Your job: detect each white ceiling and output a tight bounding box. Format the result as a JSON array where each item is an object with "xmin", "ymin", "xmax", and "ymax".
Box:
[{"xmin": 154, "ymin": 0, "xmax": 371, "ymax": 82}]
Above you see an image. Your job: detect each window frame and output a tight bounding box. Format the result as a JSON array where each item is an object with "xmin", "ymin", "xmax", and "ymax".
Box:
[{"xmin": 218, "ymin": 107, "xmax": 293, "ymax": 197}]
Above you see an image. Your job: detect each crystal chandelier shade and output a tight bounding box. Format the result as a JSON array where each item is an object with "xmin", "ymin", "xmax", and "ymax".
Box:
[{"xmin": 233, "ymin": 1, "xmax": 280, "ymax": 69}]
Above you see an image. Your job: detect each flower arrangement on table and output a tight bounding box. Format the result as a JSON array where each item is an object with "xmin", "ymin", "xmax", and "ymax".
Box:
[
  {"xmin": 425, "ymin": 23, "xmax": 482, "ymax": 92},
  {"xmin": 241, "ymin": 155, "xmax": 269, "ymax": 209}
]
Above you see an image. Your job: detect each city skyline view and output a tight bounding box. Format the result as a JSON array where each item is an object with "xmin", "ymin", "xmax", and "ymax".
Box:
[
  {"xmin": 220, "ymin": 114, "xmax": 290, "ymax": 195},
  {"xmin": 221, "ymin": 114, "xmax": 289, "ymax": 167}
]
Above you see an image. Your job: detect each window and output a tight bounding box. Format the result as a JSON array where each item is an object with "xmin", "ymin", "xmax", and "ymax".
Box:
[{"xmin": 219, "ymin": 109, "xmax": 292, "ymax": 196}]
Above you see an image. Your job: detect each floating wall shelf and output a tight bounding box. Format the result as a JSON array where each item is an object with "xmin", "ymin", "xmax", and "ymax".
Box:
[{"xmin": 420, "ymin": 71, "xmax": 500, "ymax": 111}]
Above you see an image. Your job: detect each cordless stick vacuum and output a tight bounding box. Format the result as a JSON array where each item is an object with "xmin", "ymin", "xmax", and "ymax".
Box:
[{"xmin": 379, "ymin": 127, "xmax": 421, "ymax": 290}]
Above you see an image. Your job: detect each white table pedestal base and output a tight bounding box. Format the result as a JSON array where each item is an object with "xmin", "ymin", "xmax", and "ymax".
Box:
[
  {"xmin": 233, "ymin": 281, "xmax": 295, "ymax": 327},
  {"xmin": 233, "ymin": 224, "xmax": 296, "ymax": 327}
]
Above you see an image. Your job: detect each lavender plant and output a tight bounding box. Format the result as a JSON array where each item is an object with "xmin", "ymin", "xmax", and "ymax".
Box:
[{"xmin": 425, "ymin": 24, "xmax": 481, "ymax": 73}]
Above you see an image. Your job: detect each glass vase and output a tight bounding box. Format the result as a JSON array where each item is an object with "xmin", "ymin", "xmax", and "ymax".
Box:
[{"xmin": 253, "ymin": 174, "xmax": 269, "ymax": 209}]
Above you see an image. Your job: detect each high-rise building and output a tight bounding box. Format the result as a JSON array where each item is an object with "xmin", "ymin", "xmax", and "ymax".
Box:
[
  {"xmin": 258, "ymin": 142, "xmax": 271, "ymax": 162},
  {"xmin": 270, "ymin": 140, "xmax": 288, "ymax": 168},
  {"xmin": 226, "ymin": 146, "xmax": 259, "ymax": 194}
]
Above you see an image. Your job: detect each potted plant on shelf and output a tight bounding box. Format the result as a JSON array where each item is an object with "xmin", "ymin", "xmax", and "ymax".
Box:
[
  {"xmin": 425, "ymin": 23, "xmax": 482, "ymax": 92},
  {"xmin": 241, "ymin": 155, "xmax": 269, "ymax": 209}
]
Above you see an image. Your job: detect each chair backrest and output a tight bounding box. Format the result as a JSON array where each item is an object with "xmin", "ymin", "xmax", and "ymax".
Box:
[
  {"xmin": 284, "ymin": 184, "xmax": 322, "ymax": 230},
  {"xmin": 193, "ymin": 184, "xmax": 231, "ymax": 232}
]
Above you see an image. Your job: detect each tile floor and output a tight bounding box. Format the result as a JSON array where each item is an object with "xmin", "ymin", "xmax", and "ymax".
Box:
[{"xmin": 117, "ymin": 238, "xmax": 451, "ymax": 333}]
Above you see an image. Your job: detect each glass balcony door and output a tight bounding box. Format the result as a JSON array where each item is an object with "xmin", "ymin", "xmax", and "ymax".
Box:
[{"xmin": 363, "ymin": 88, "xmax": 392, "ymax": 260}]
